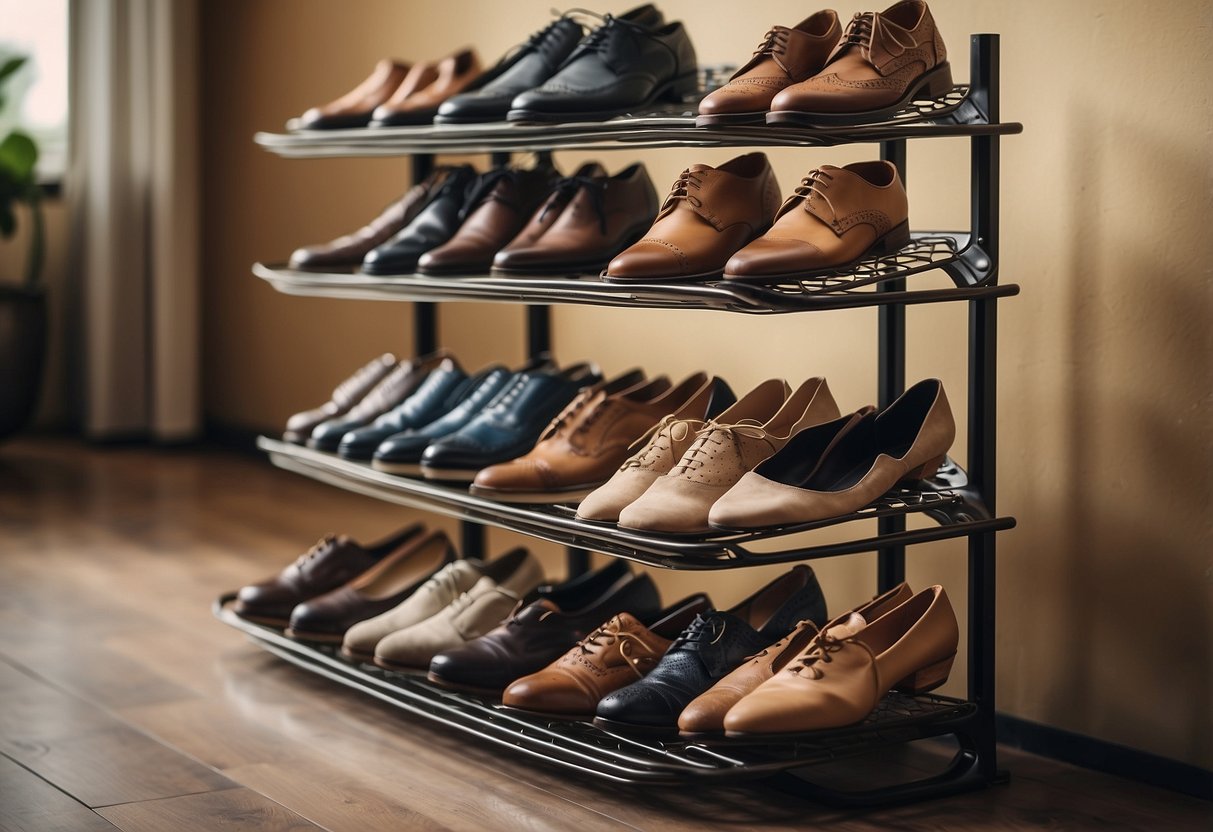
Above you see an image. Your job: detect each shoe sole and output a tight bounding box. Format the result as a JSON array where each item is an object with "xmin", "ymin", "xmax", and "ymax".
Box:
[
  {"xmin": 370, "ymin": 459, "xmax": 425, "ymax": 475},
  {"xmin": 418, "ymin": 466, "xmax": 479, "ymax": 483},
  {"xmin": 599, "ymin": 267, "xmax": 724, "ymax": 284},
  {"xmin": 490, "ymin": 224, "xmax": 652, "ymax": 277},
  {"xmin": 414, "ymin": 262, "xmax": 494, "ymax": 277},
  {"xmin": 694, "ymin": 111, "xmax": 767, "ymax": 127},
  {"xmin": 372, "ymin": 656, "xmax": 432, "ymax": 673},
  {"xmin": 283, "ymin": 628, "xmax": 344, "ymax": 645},
  {"xmin": 425, "ymin": 672, "xmax": 504, "ymax": 698},
  {"xmin": 467, "ymin": 485, "xmax": 596, "ymax": 505},
  {"xmin": 338, "ymin": 647, "xmax": 376, "ymax": 665},
  {"xmin": 721, "ymin": 220, "xmax": 912, "ymax": 282},
  {"xmin": 232, "ymin": 611, "xmax": 290, "ymax": 629},
  {"xmin": 765, "ymin": 62, "xmax": 954, "ymax": 127},
  {"xmin": 505, "ymin": 72, "xmax": 699, "ymax": 124}
]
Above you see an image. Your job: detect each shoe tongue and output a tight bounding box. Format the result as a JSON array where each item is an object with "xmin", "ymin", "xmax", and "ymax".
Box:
[{"xmin": 825, "ymin": 612, "xmax": 867, "ymax": 639}]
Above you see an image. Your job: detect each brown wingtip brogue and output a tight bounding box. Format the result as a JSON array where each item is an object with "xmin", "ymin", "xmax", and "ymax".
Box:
[
  {"xmin": 768, "ymin": 0, "xmax": 952, "ymax": 126},
  {"xmin": 696, "ymin": 11, "xmax": 842, "ymax": 126},
  {"xmin": 724, "ymin": 160, "xmax": 910, "ymax": 280}
]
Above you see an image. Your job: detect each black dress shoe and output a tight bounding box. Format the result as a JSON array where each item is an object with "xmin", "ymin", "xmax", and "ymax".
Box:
[
  {"xmin": 593, "ymin": 565, "xmax": 828, "ymax": 731},
  {"xmin": 507, "ymin": 13, "xmax": 697, "ymax": 123},
  {"xmin": 337, "ymin": 358, "xmax": 469, "ymax": 460},
  {"xmin": 433, "ymin": 16, "xmax": 586, "ymax": 124},
  {"xmin": 361, "ymin": 165, "xmax": 477, "ymax": 275},
  {"xmin": 419, "ymin": 361, "xmax": 602, "ymax": 481}
]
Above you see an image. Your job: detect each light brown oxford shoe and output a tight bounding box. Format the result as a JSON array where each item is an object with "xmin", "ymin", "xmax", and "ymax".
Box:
[
  {"xmin": 696, "ymin": 11, "xmax": 841, "ymax": 126},
  {"xmin": 724, "ymin": 161, "xmax": 910, "ymax": 280}
]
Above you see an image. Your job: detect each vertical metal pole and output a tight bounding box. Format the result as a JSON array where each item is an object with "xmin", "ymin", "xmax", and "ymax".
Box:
[
  {"xmin": 877, "ymin": 139, "xmax": 908, "ymax": 593},
  {"xmin": 527, "ymin": 305, "xmax": 551, "ymax": 357},
  {"xmin": 410, "ymin": 155, "xmax": 438, "ymax": 357},
  {"xmin": 967, "ymin": 33, "xmax": 1000, "ymax": 779}
]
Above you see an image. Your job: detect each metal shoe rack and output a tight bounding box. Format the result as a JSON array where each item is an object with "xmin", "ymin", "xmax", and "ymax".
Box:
[{"xmin": 217, "ymin": 35, "xmax": 1020, "ymax": 807}]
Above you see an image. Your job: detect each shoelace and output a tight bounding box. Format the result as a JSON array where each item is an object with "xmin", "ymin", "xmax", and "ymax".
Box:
[
  {"xmin": 621, "ymin": 415, "xmax": 705, "ymax": 470},
  {"xmin": 791, "ymin": 168, "xmax": 840, "ymax": 225},
  {"xmin": 291, "ymin": 536, "xmax": 336, "ymax": 571},
  {"xmin": 660, "ymin": 168, "xmax": 708, "ymax": 214},
  {"xmin": 752, "ymin": 26, "xmax": 793, "ymax": 75},
  {"xmin": 788, "ymin": 629, "xmax": 848, "ymax": 679},
  {"xmin": 482, "ymin": 374, "xmax": 533, "ymax": 417},
  {"xmin": 459, "ymin": 168, "xmax": 520, "ymax": 219},
  {"xmin": 538, "ymin": 174, "xmax": 609, "ymax": 234},
  {"xmin": 537, "ymin": 389, "xmax": 593, "ymax": 441},
  {"xmin": 669, "ymin": 420, "xmax": 768, "ymax": 477},
  {"xmin": 739, "ymin": 620, "xmax": 819, "ymax": 664},
  {"xmin": 839, "ymin": 11, "xmax": 913, "ymax": 62},
  {"xmin": 670, "ymin": 614, "xmax": 727, "ymax": 651},
  {"xmin": 578, "ymin": 620, "xmax": 652, "ymax": 677},
  {"xmin": 333, "ymin": 361, "xmax": 389, "ymax": 403}
]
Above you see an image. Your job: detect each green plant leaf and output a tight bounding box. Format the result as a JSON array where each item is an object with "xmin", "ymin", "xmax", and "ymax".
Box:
[
  {"xmin": 0, "ymin": 56, "xmax": 26, "ymax": 88},
  {"xmin": 0, "ymin": 131, "xmax": 37, "ymax": 181}
]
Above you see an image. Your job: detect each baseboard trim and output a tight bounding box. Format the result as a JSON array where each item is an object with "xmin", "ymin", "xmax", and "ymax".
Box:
[{"xmin": 996, "ymin": 713, "xmax": 1212, "ymax": 800}]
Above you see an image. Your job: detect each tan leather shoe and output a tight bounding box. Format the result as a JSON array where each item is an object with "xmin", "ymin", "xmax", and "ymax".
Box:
[
  {"xmin": 677, "ymin": 582, "xmax": 911, "ymax": 736},
  {"xmin": 502, "ymin": 594, "xmax": 712, "ymax": 718},
  {"xmin": 372, "ymin": 547, "xmax": 544, "ymax": 670},
  {"xmin": 724, "ymin": 161, "xmax": 909, "ymax": 280},
  {"xmin": 768, "ymin": 0, "xmax": 952, "ymax": 125},
  {"xmin": 603, "ymin": 153, "xmax": 781, "ymax": 282},
  {"xmin": 493, "ymin": 162, "xmax": 607, "ymax": 269},
  {"xmin": 472, "ymin": 372, "xmax": 733, "ymax": 504},
  {"xmin": 709, "ymin": 379, "xmax": 953, "ymax": 530},
  {"xmin": 370, "ymin": 48, "xmax": 483, "ymax": 127},
  {"xmin": 340, "ymin": 556, "xmax": 485, "ymax": 662},
  {"xmin": 575, "ymin": 376, "xmax": 738, "ymax": 522},
  {"xmin": 297, "ymin": 59, "xmax": 411, "ymax": 129},
  {"xmin": 618, "ymin": 377, "xmax": 841, "ymax": 534},
  {"xmin": 696, "ymin": 11, "xmax": 841, "ymax": 126},
  {"xmin": 723, "ymin": 585, "xmax": 959, "ymax": 735}
]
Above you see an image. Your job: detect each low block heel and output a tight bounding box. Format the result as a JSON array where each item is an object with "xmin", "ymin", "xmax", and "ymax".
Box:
[
  {"xmin": 873, "ymin": 220, "xmax": 911, "ymax": 255},
  {"xmin": 894, "ymin": 652, "xmax": 955, "ymax": 694},
  {"xmin": 922, "ymin": 62, "xmax": 954, "ymax": 98},
  {"xmin": 901, "ymin": 453, "xmax": 946, "ymax": 482}
]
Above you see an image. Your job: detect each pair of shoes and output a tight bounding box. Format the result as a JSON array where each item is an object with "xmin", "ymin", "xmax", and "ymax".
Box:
[
  {"xmin": 436, "ymin": 5, "xmax": 697, "ymax": 125},
  {"xmin": 602, "ymin": 153, "xmax": 910, "ymax": 282},
  {"xmin": 232, "ymin": 524, "xmax": 455, "ymax": 642},
  {"xmin": 710, "ymin": 378, "xmax": 955, "ymax": 529},
  {"xmin": 296, "ymin": 49, "xmax": 484, "ymax": 130},
  {"xmin": 578, "ymin": 377, "xmax": 840, "ymax": 533},
  {"xmin": 697, "ymin": 1, "xmax": 951, "ymax": 127},
  {"xmin": 722, "ymin": 584, "xmax": 959, "ymax": 735},
  {"xmin": 468, "ymin": 371, "xmax": 736, "ymax": 504}
]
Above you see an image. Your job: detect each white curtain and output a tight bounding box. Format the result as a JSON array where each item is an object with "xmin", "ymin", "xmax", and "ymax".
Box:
[{"xmin": 67, "ymin": 0, "xmax": 200, "ymax": 440}]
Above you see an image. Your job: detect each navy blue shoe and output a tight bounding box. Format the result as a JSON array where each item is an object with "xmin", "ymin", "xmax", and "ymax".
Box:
[{"xmin": 419, "ymin": 361, "xmax": 602, "ymax": 482}]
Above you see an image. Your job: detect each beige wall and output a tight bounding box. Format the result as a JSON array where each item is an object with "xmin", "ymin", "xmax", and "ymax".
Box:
[{"xmin": 199, "ymin": 0, "xmax": 1213, "ymax": 768}]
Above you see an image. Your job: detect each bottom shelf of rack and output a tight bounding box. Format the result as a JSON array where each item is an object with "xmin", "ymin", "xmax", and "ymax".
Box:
[{"xmin": 215, "ymin": 593, "xmax": 998, "ymax": 803}]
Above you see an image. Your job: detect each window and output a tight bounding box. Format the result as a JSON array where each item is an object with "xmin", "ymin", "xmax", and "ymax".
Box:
[{"xmin": 0, "ymin": 0, "xmax": 69, "ymax": 182}]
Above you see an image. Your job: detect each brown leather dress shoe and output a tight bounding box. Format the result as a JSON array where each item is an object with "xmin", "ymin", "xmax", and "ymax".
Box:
[
  {"xmin": 603, "ymin": 153, "xmax": 781, "ymax": 282},
  {"xmin": 768, "ymin": 0, "xmax": 952, "ymax": 125},
  {"xmin": 492, "ymin": 163, "xmax": 660, "ymax": 276},
  {"xmin": 288, "ymin": 168, "xmax": 452, "ymax": 272},
  {"xmin": 493, "ymin": 162, "xmax": 606, "ymax": 270},
  {"xmin": 472, "ymin": 371, "xmax": 728, "ymax": 504},
  {"xmin": 724, "ymin": 585, "xmax": 959, "ymax": 735},
  {"xmin": 233, "ymin": 524, "xmax": 428, "ymax": 627},
  {"xmin": 696, "ymin": 11, "xmax": 841, "ymax": 126},
  {"xmin": 370, "ymin": 48, "xmax": 483, "ymax": 127},
  {"xmin": 416, "ymin": 166, "xmax": 560, "ymax": 276},
  {"xmin": 283, "ymin": 353, "xmax": 397, "ymax": 444},
  {"xmin": 677, "ymin": 582, "xmax": 911, "ymax": 736},
  {"xmin": 503, "ymin": 594, "xmax": 713, "ymax": 718},
  {"xmin": 285, "ymin": 529, "xmax": 456, "ymax": 643},
  {"xmin": 724, "ymin": 161, "xmax": 909, "ymax": 280},
  {"xmin": 297, "ymin": 59, "xmax": 411, "ymax": 130}
]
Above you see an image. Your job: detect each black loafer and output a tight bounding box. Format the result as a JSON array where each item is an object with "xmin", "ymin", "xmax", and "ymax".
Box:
[
  {"xmin": 507, "ymin": 14, "xmax": 698, "ymax": 123},
  {"xmin": 361, "ymin": 165, "xmax": 477, "ymax": 275},
  {"xmin": 594, "ymin": 565, "xmax": 828, "ymax": 730}
]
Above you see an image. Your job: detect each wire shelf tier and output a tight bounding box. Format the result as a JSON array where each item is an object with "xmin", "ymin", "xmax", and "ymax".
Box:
[{"xmin": 258, "ymin": 437, "xmax": 1015, "ymax": 570}]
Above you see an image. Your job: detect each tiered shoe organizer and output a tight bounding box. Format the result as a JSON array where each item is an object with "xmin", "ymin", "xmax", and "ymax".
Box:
[{"xmin": 216, "ymin": 35, "xmax": 1020, "ymax": 807}]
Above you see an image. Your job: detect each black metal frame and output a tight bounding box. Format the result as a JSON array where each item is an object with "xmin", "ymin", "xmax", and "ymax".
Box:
[{"xmin": 243, "ymin": 34, "xmax": 1016, "ymax": 807}]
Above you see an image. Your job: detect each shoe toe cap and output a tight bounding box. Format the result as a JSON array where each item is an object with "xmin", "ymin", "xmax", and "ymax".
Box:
[
  {"xmin": 726, "ymin": 237, "xmax": 823, "ymax": 277},
  {"xmin": 607, "ymin": 240, "xmax": 687, "ymax": 280}
]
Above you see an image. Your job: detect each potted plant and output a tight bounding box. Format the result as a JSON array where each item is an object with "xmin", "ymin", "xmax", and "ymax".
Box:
[{"xmin": 0, "ymin": 55, "xmax": 46, "ymax": 441}]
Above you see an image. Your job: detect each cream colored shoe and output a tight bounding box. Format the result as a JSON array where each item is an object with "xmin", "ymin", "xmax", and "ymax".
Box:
[
  {"xmin": 618, "ymin": 377, "xmax": 840, "ymax": 534},
  {"xmin": 372, "ymin": 548, "xmax": 544, "ymax": 670}
]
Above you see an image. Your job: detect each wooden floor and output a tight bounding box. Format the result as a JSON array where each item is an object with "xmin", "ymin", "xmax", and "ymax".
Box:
[{"xmin": 0, "ymin": 438, "xmax": 1208, "ymax": 832}]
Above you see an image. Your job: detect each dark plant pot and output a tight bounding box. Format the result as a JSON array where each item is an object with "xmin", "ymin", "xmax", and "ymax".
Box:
[{"xmin": 0, "ymin": 284, "xmax": 47, "ymax": 441}]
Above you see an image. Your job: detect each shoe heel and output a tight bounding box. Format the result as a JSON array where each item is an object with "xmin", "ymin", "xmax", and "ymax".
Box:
[
  {"xmin": 894, "ymin": 653, "xmax": 955, "ymax": 694},
  {"xmin": 873, "ymin": 221, "xmax": 911, "ymax": 255},
  {"xmin": 922, "ymin": 62, "xmax": 954, "ymax": 99},
  {"xmin": 663, "ymin": 72, "xmax": 700, "ymax": 103},
  {"xmin": 901, "ymin": 453, "xmax": 946, "ymax": 482}
]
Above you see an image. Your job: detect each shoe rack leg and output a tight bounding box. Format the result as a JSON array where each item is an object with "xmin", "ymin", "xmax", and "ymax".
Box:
[
  {"xmin": 877, "ymin": 139, "xmax": 908, "ymax": 593},
  {"xmin": 411, "ymin": 154, "xmax": 438, "ymax": 357}
]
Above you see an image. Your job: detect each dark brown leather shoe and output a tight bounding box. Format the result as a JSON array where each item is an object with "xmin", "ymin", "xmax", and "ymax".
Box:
[
  {"xmin": 370, "ymin": 48, "xmax": 483, "ymax": 127},
  {"xmin": 297, "ymin": 59, "xmax": 411, "ymax": 130},
  {"xmin": 492, "ymin": 163, "xmax": 659, "ymax": 275},
  {"xmin": 768, "ymin": 0, "xmax": 952, "ymax": 125},
  {"xmin": 288, "ymin": 168, "xmax": 452, "ymax": 272},
  {"xmin": 503, "ymin": 594, "xmax": 712, "ymax": 718},
  {"xmin": 233, "ymin": 524, "xmax": 429, "ymax": 627},
  {"xmin": 427, "ymin": 559, "xmax": 661, "ymax": 695},
  {"xmin": 603, "ymin": 153, "xmax": 781, "ymax": 282},
  {"xmin": 696, "ymin": 11, "xmax": 841, "ymax": 126},
  {"xmin": 416, "ymin": 166, "xmax": 560, "ymax": 275},
  {"xmin": 285, "ymin": 529, "xmax": 456, "ymax": 643},
  {"xmin": 284, "ymin": 353, "xmax": 397, "ymax": 444},
  {"xmin": 308, "ymin": 350, "xmax": 452, "ymax": 451}
]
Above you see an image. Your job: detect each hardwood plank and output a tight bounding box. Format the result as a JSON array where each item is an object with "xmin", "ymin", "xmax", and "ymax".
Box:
[
  {"xmin": 0, "ymin": 754, "xmax": 120, "ymax": 832},
  {"xmin": 96, "ymin": 787, "xmax": 321, "ymax": 832}
]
